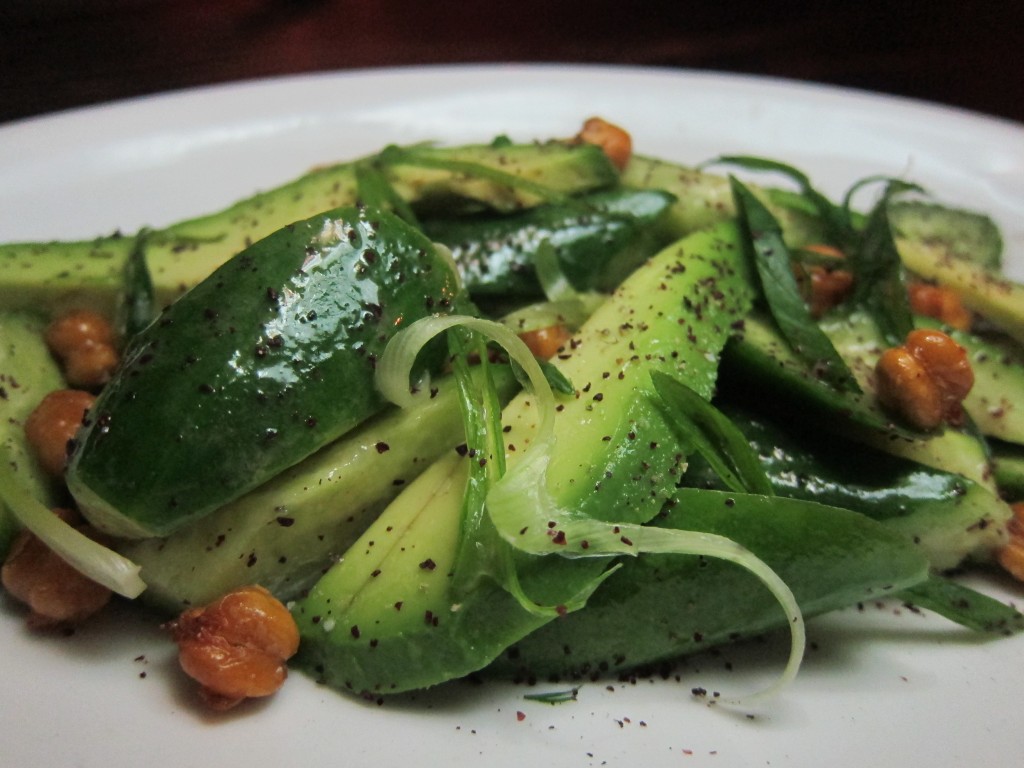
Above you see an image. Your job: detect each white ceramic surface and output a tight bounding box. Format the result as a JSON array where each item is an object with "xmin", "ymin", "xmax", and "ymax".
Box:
[{"xmin": 1, "ymin": 64, "xmax": 1022, "ymax": 768}]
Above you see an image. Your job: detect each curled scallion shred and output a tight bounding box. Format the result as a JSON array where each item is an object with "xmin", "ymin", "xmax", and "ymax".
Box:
[
  {"xmin": 0, "ymin": 458, "xmax": 145, "ymax": 598},
  {"xmin": 376, "ymin": 314, "xmax": 806, "ymax": 703}
]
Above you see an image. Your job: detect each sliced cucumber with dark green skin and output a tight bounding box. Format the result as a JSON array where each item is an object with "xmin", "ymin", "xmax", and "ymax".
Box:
[
  {"xmin": 991, "ymin": 439, "xmax": 1024, "ymax": 500},
  {"xmin": 0, "ymin": 140, "xmax": 617, "ymax": 318},
  {"xmin": 682, "ymin": 400, "xmax": 1009, "ymax": 569},
  {"xmin": 66, "ymin": 206, "xmax": 463, "ymax": 539},
  {"xmin": 0, "ymin": 313, "xmax": 67, "ymax": 556},
  {"xmin": 720, "ymin": 312, "xmax": 898, "ymax": 433},
  {"xmin": 488, "ymin": 490, "xmax": 927, "ymax": 682},
  {"xmin": 423, "ymin": 188, "xmax": 676, "ymax": 298}
]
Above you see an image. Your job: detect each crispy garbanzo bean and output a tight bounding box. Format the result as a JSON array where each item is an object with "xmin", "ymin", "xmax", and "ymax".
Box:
[
  {"xmin": 518, "ymin": 324, "xmax": 573, "ymax": 360},
  {"xmin": 44, "ymin": 309, "xmax": 119, "ymax": 388},
  {"xmin": 23, "ymin": 389, "xmax": 96, "ymax": 476},
  {"xmin": 908, "ymin": 282, "xmax": 972, "ymax": 331},
  {"xmin": 805, "ymin": 265, "xmax": 854, "ymax": 318},
  {"xmin": 875, "ymin": 328, "xmax": 974, "ymax": 430},
  {"xmin": 166, "ymin": 585, "xmax": 300, "ymax": 710},
  {"xmin": 576, "ymin": 117, "xmax": 632, "ymax": 171},
  {"xmin": 997, "ymin": 502, "xmax": 1024, "ymax": 582},
  {"xmin": 1, "ymin": 508, "xmax": 112, "ymax": 629}
]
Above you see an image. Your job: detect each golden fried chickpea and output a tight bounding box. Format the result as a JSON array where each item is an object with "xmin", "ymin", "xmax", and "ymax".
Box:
[
  {"xmin": 166, "ymin": 585, "xmax": 300, "ymax": 710},
  {"xmin": 908, "ymin": 282, "xmax": 972, "ymax": 331},
  {"xmin": 1, "ymin": 508, "xmax": 112, "ymax": 629},
  {"xmin": 23, "ymin": 389, "xmax": 96, "ymax": 476},
  {"xmin": 44, "ymin": 309, "xmax": 119, "ymax": 388},
  {"xmin": 875, "ymin": 346, "xmax": 945, "ymax": 430},
  {"xmin": 875, "ymin": 328, "xmax": 974, "ymax": 430},
  {"xmin": 44, "ymin": 309, "xmax": 116, "ymax": 356},
  {"xmin": 997, "ymin": 502, "xmax": 1024, "ymax": 582},
  {"xmin": 62, "ymin": 343, "xmax": 120, "ymax": 389},
  {"xmin": 806, "ymin": 266, "xmax": 854, "ymax": 318},
  {"xmin": 802, "ymin": 244, "xmax": 847, "ymax": 261},
  {"xmin": 518, "ymin": 324, "xmax": 573, "ymax": 360},
  {"xmin": 575, "ymin": 117, "xmax": 632, "ymax": 171},
  {"xmin": 904, "ymin": 328, "xmax": 974, "ymax": 405}
]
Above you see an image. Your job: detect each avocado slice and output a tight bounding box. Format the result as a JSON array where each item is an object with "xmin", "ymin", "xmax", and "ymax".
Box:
[
  {"xmin": 292, "ymin": 220, "xmax": 759, "ymax": 695},
  {"xmin": 0, "ymin": 140, "xmax": 618, "ymax": 318},
  {"xmin": 116, "ymin": 367, "xmax": 518, "ymax": 612},
  {"xmin": 898, "ymin": 238, "xmax": 1024, "ymax": 345},
  {"xmin": 0, "ymin": 312, "xmax": 67, "ymax": 556}
]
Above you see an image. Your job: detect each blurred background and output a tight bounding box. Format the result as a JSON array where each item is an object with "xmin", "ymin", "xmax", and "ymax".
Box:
[{"xmin": 2, "ymin": 0, "xmax": 1022, "ymax": 125}]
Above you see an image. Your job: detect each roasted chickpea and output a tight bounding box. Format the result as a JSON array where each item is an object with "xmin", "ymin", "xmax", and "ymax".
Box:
[
  {"xmin": 1, "ymin": 508, "xmax": 112, "ymax": 629},
  {"xmin": 63, "ymin": 343, "xmax": 120, "ymax": 389},
  {"xmin": 805, "ymin": 265, "xmax": 854, "ymax": 318},
  {"xmin": 575, "ymin": 117, "xmax": 632, "ymax": 171},
  {"xmin": 44, "ymin": 309, "xmax": 116, "ymax": 355},
  {"xmin": 997, "ymin": 502, "xmax": 1024, "ymax": 582},
  {"xmin": 875, "ymin": 329, "xmax": 974, "ymax": 430},
  {"xmin": 44, "ymin": 309, "xmax": 119, "ymax": 388},
  {"xmin": 904, "ymin": 328, "xmax": 974, "ymax": 405},
  {"xmin": 23, "ymin": 389, "xmax": 96, "ymax": 475},
  {"xmin": 802, "ymin": 243, "xmax": 847, "ymax": 261},
  {"xmin": 908, "ymin": 282, "xmax": 972, "ymax": 331},
  {"xmin": 875, "ymin": 347, "xmax": 944, "ymax": 430},
  {"xmin": 518, "ymin": 324, "xmax": 573, "ymax": 360},
  {"xmin": 166, "ymin": 585, "xmax": 300, "ymax": 710}
]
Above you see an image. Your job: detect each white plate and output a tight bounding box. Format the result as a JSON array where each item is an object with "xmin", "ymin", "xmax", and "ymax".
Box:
[{"xmin": 1, "ymin": 64, "xmax": 1023, "ymax": 768}]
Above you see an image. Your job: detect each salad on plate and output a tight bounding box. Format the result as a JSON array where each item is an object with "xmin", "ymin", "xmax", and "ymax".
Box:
[{"xmin": 1, "ymin": 115, "xmax": 1022, "ymax": 713}]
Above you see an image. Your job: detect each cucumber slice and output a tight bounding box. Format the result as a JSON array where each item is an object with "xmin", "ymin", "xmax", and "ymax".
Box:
[{"xmin": 67, "ymin": 206, "xmax": 463, "ymax": 539}]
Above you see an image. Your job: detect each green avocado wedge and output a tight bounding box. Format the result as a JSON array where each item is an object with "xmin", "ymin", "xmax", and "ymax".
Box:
[
  {"xmin": 0, "ymin": 140, "xmax": 617, "ymax": 319},
  {"xmin": 292, "ymin": 221, "xmax": 761, "ymax": 695}
]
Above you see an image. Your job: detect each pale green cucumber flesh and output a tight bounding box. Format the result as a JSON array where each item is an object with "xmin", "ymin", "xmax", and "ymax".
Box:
[
  {"xmin": 889, "ymin": 200, "xmax": 1003, "ymax": 271},
  {"xmin": 621, "ymin": 154, "xmax": 827, "ymax": 246}
]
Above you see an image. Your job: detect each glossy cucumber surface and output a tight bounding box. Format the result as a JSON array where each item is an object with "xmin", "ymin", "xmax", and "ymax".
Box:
[
  {"xmin": 424, "ymin": 188, "xmax": 675, "ymax": 297},
  {"xmin": 67, "ymin": 206, "xmax": 462, "ymax": 539},
  {"xmin": 683, "ymin": 400, "xmax": 1010, "ymax": 569}
]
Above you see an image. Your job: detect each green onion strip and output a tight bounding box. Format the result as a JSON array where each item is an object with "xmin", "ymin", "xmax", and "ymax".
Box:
[
  {"xmin": 0, "ymin": 458, "xmax": 145, "ymax": 598},
  {"xmin": 378, "ymin": 314, "xmax": 807, "ymax": 704}
]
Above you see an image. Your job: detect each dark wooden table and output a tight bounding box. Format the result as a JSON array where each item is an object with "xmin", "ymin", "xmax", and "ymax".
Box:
[{"xmin": 2, "ymin": 0, "xmax": 1022, "ymax": 126}]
